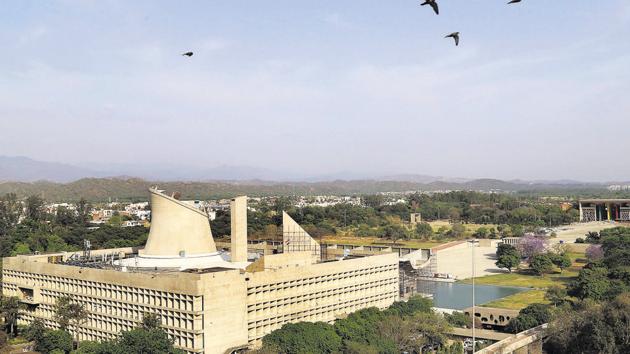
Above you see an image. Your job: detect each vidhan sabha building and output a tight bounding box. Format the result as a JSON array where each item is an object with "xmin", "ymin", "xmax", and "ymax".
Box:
[{"xmin": 2, "ymin": 188, "xmax": 399, "ymax": 354}]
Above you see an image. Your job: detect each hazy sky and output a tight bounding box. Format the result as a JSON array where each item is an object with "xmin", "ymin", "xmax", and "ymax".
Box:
[{"xmin": 1, "ymin": 0, "xmax": 629, "ymax": 181}]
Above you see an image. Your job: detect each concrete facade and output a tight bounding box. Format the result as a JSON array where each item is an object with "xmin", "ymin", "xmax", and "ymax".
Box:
[
  {"xmin": 143, "ymin": 188, "xmax": 217, "ymax": 256},
  {"xmin": 230, "ymin": 196, "xmax": 248, "ymax": 263},
  {"xmin": 579, "ymin": 199, "xmax": 630, "ymax": 222},
  {"xmin": 282, "ymin": 211, "xmax": 320, "ymax": 259},
  {"xmin": 2, "ymin": 251, "xmax": 398, "ymax": 354},
  {"xmin": 2, "ymin": 189, "xmax": 399, "ymax": 354}
]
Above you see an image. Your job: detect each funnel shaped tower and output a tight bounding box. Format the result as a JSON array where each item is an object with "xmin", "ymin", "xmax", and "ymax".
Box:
[{"xmin": 142, "ymin": 188, "xmax": 217, "ymax": 257}]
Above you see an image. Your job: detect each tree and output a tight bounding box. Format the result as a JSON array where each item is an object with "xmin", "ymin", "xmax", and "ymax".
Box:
[
  {"xmin": 54, "ymin": 295, "xmax": 87, "ymax": 338},
  {"xmin": 586, "ymin": 244, "xmax": 604, "ymax": 262},
  {"xmin": 448, "ymin": 223, "xmax": 466, "ymax": 239},
  {"xmin": 36, "ymin": 330, "xmax": 73, "ymax": 354},
  {"xmin": 343, "ymin": 341, "xmax": 379, "ymax": 354},
  {"xmin": 585, "ymin": 231, "xmax": 601, "ymax": 243},
  {"xmin": 25, "ymin": 195, "xmax": 45, "ymax": 222},
  {"xmin": 551, "ymin": 253, "xmax": 572, "ymax": 273},
  {"xmin": 496, "ymin": 254, "xmax": 520, "ymax": 273},
  {"xmin": 0, "ymin": 193, "xmax": 22, "ymax": 236},
  {"xmin": 473, "ymin": 227, "xmax": 489, "ymax": 239},
  {"xmin": 117, "ymin": 328, "xmax": 184, "ymax": 354},
  {"xmin": 444, "ymin": 311, "xmax": 470, "ymax": 328},
  {"xmin": 496, "ymin": 243, "xmax": 520, "ymax": 259},
  {"xmin": 546, "ymin": 293, "xmax": 630, "ymax": 354},
  {"xmin": 406, "ymin": 311, "xmax": 451, "ymax": 353},
  {"xmin": 530, "ymin": 254, "xmax": 554, "ymax": 276},
  {"xmin": 517, "ymin": 235, "xmax": 547, "ymax": 260},
  {"xmin": 0, "ymin": 331, "xmax": 7, "ymax": 350},
  {"xmin": 362, "ymin": 195, "xmax": 384, "ymax": 208},
  {"xmin": 0, "ymin": 296, "xmax": 23, "ymax": 336},
  {"xmin": 24, "ymin": 319, "xmax": 47, "ymax": 344},
  {"xmin": 568, "ymin": 265, "xmax": 613, "ymax": 301},
  {"xmin": 141, "ymin": 313, "xmax": 161, "ymax": 329},
  {"xmin": 414, "ymin": 222, "xmax": 433, "ymax": 239},
  {"xmin": 383, "ymin": 224, "xmax": 407, "ymax": 244},
  {"xmin": 545, "ymin": 285, "xmax": 568, "ymax": 307},
  {"xmin": 505, "ymin": 304, "xmax": 551, "ymax": 333},
  {"xmin": 262, "ymin": 322, "xmax": 342, "ymax": 354},
  {"xmin": 76, "ymin": 198, "xmax": 92, "ymax": 225}
]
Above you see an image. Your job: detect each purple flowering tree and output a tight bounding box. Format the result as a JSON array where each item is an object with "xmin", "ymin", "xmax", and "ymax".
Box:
[
  {"xmin": 586, "ymin": 244, "xmax": 604, "ymax": 261},
  {"xmin": 517, "ymin": 235, "xmax": 547, "ymax": 260}
]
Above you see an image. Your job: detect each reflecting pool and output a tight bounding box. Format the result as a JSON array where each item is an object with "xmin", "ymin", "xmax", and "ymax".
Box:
[{"xmin": 417, "ymin": 280, "xmax": 527, "ymax": 310}]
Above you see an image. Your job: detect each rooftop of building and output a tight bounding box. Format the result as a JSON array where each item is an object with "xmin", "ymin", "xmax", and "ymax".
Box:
[{"xmin": 580, "ymin": 199, "xmax": 630, "ymax": 203}]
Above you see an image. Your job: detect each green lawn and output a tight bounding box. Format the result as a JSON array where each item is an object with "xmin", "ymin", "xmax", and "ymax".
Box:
[
  {"xmin": 321, "ymin": 235, "xmax": 445, "ymax": 249},
  {"xmin": 482, "ymin": 289, "xmax": 548, "ymax": 310},
  {"xmin": 461, "ymin": 268, "xmax": 579, "ymax": 289}
]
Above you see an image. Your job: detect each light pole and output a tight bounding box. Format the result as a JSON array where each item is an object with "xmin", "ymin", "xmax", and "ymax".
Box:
[{"xmin": 468, "ymin": 239, "xmax": 479, "ymax": 353}]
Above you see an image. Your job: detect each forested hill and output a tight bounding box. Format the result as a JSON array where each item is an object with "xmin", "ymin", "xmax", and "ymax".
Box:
[{"xmin": 0, "ymin": 177, "xmax": 614, "ymax": 202}]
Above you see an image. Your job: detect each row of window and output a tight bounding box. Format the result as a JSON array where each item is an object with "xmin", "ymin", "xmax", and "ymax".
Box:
[
  {"xmin": 247, "ymin": 292, "xmax": 397, "ymax": 341},
  {"xmin": 247, "ymin": 264, "xmax": 397, "ymax": 295},
  {"xmin": 247, "ymin": 278, "xmax": 397, "ymax": 315},
  {"xmin": 4, "ymin": 269, "xmax": 199, "ymax": 311}
]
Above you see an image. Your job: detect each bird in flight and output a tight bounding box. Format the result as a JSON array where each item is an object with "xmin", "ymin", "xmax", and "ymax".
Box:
[
  {"xmin": 445, "ymin": 32, "xmax": 460, "ymax": 46},
  {"xmin": 420, "ymin": 0, "xmax": 439, "ymax": 15},
  {"xmin": 181, "ymin": 52, "xmax": 194, "ymax": 57},
  {"xmin": 508, "ymin": 0, "xmax": 522, "ymax": 3}
]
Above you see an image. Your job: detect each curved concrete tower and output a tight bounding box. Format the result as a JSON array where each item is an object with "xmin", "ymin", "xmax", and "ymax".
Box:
[{"xmin": 142, "ymin": 188, "xmax": 217, "ymax": 256}]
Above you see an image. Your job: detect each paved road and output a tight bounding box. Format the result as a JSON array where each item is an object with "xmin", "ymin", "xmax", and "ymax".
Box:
[
  {"xmin": 550, "ymin": 221, "xmax": 618, "ymax": 244},
  {"xmin": 435, "ymin": 243, "xmax": 501, "ymax": 280}
]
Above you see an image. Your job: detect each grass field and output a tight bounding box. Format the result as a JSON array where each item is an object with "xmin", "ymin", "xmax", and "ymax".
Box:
[
  {"xmin": 466, "ymin": 249, "xmax": 587, "ymax": 309},
  {"xmin": 321, "ymin": 221, "xmax": 498, "ymax": 249},
  {"xmin": 321, "ymin": 235, "xmax": 443, "ymax": 249},
  {"xmin": 427, "ymin": 221, "xmax": 498, "ymax": 233},
  {"xmin": 482, "ymin": 290, "xmax": 548, "ymax": 310},
  {"xmin": 461, "ymin": 268, "xmax": 580, "ymax": 289}
]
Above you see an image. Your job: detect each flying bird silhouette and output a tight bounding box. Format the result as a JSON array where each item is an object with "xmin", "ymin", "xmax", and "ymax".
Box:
[
  {"xmin": 508, "ymin": 0, "xmax": 522, "ymax": 3},
  {"xmin": 445, "ymin": 32, "xmax": 460, "ymax": 46},
  {"xmin": 420, "ymin": 0, "xmax": 439, "ymax": 15},
  {"xmin": 182, "ymin": 52, "xmax": 194, "ymax": 57}
]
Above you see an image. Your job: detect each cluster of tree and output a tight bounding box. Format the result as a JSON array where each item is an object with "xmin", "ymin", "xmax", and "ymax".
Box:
[
  {"xmin": 567, "ymin": 227, "xmax": 630, "ymax": 301},
  {"xmin": 504, "ymin": 303, "xmax": 552, "ymax": 333},
  {"xmin": 0, "ymin": 193, "xmax": 147, "ymax": 257},
  {"xmin": 10, "ymin": 296, "xmax": 182, "ymax": 354},
  {"xmin": 495, "ymin": 244, "xmax": 521, "ymax": 273},
  {"xmin": 408, "ymin": 192, "xmax": 578, "ymax": 226},
  {"xmin": 545, "ymin": 293, "xmax": 630, "ymax": 353},
  {"xmin": 252, "ymin": 296, "xmax": 463, "ymax": 354},
  {"xmin": 540, "ymin": 227, "xmax": 630, "ymax": 353},
  {"xmin": 210, "ymin": 192, "xmax": 576, "ymax": 243},
  {"xmin": 494, "ymin": 239, "xmax": 571, "ymax": 276}
]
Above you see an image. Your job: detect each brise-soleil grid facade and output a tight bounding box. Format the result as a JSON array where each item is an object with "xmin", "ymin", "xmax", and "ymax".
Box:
[{"xmin": 2, "ymin": 250, "xmax": 399, "ymax": 354}]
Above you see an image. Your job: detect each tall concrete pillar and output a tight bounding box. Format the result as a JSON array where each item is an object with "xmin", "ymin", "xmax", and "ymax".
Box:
[
  {"xmin": 607, "ymin": 203, "xmax": 612, "ymax": 221},
  {"xmin": 579, "ymin": 202, "xmax": 583, "ymax": 222},
  {"xmin": 230, "ymin": 196, "xmax": 248, "ymax": 263}
]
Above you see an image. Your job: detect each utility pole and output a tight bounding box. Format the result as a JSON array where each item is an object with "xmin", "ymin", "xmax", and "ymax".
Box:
[{"xmin": 468, "ymin": 239, "xmax": 479, "ymax": 353}]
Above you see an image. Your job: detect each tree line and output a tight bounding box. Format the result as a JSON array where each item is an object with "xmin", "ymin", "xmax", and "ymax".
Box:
[
  {"xmin": 0, "ymin": 193, "xmax": 147, "ymax": 258},
  {"xmin": 250, "ymin": 296, "xmax": 464, "ymax": 354},
  {"xmin": 210, "ymin": 191, "xmax": 578, "ymax": 242}
]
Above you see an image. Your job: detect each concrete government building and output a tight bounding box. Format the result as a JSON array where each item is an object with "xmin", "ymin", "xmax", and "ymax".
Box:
[
  {"xmin": 2, "ymin": 188, "xmax": 399, "ymax": 354},
  {"xmin": 579, "ymin": 198, "xmax": 630, "ymax": 222}
]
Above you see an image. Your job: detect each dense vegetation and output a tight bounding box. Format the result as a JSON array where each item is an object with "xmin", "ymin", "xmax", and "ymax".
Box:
[
  {"xmin": 0, "ymin": 193, "xmax": 147, "ymax": 257},
  {"xmin": 212, "ymin": 191, "xmax": 579, "ymax": 240},
  {"xmin": 542, "ymin": 227, "xmax": 630, "ymax": 353},
  {"xmin": 2, "ymin": 189, "xmax": 580, "ymax": 250},
  {"xmin": 1, "ymin": 177, "xmax": 625, "ymax": 202},
  {"xmin": 252, "ymin": 296, "xmax": 463, "ymax": 354}
]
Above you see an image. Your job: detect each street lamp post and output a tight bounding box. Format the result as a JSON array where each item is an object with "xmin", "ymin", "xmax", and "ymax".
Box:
[{"xmin": 468, "ymin": 239, "xmax": 479, "ymax": 353}]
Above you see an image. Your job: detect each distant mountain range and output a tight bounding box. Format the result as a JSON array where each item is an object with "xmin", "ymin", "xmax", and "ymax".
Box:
[{"xmin": 0, "ymin": 155, "xmax": 625, "ymax": 201}]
